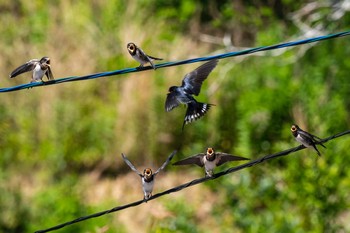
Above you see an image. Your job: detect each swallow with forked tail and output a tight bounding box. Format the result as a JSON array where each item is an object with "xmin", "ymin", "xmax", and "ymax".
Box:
[
  {"xmin": 9, "ymin": 56, "xmax": 54, "ymax": 83},
  {"xmin": 291, "ymin": 124, "xmax": 326, "ymax": 156},
  {"xmin": 173, "ymin": 147, "xmax": 249, "ymax": 177},
  {"xmin": 165, "ymin": 59, "xmax": 219, "ymax": 129},
  {"xmin": 121, "ymin": 150, "xmax": 176, "ymax": 201},
  {"xmin": 127, "ymin": 42, "xmax": 162, "ymax": 70}
]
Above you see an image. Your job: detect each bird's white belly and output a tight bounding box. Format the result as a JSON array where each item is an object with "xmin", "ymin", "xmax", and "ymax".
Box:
[
  {"xmin": 33, "ymin": 65, "xmax": 45, "ymax": 81},
  {"xmin": 142, "ymin": 179, "xmax": 154, "ymax": 197},
  {"xmin": 296, "ymin": 135, "xmax": 311, "ymax": 147},
  {"xmin": 204, "ymin": 160, "xmax": 216, "ymax": 172},
  {"xmin": 133, "ymin": 55, "xmax": 148, "ymax": 65}
]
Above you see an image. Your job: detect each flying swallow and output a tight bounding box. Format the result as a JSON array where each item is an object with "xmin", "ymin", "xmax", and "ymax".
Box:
[
  {"xmin": 291, "ymin": 124, "xmax": 326, "ymax": 156},
  {"xmin": 165, "ymin": 59, "xmax": 219, "ymax": 129},
  {"xmin": 121, "ymin": 150, "xmax": 176, "ymax": 201},
  {"xmin": 173, "ymin": 147, "xmax": 249, "ymax": 177},
  {"xmin": 127, "ymin": 42, "xmax": 162, "ymax": 70},
  {"xmin": 9, "ymin": 56, "xmax": 54, "ymax": 83}
]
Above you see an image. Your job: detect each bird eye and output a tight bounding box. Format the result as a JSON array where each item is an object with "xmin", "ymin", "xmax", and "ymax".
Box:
[{"xmin": 291, "ymin": 126, "xmax": 296, "ymax": 131}]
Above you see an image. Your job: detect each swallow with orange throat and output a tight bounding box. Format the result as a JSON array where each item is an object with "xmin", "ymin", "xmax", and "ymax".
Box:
[
  {"xmin": 291, "ymin": 124, "xmax": 326, "ymax": 156},
  {"xmin": 10, "ymin": 56, "xmax": 54, "ymax": 83},
  {"xmin": 173, "ymin": 147, "xmax": 249, "ymax": 177},
  {"xmin": 127, "ymin": 42, "xmax": 162, "ymax": 70},
  {"xmin": 121, "ymin": 150, "xmax": 176, "ymax": 201}
]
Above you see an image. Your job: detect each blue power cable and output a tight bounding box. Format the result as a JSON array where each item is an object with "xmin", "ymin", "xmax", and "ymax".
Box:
[{"xmin": 1, "ymin": 30, "xmax": 350, "ymax": 93}]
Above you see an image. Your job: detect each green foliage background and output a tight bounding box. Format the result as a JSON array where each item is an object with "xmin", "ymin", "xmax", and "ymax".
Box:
[{"xmin": 0, "ymin": 1, "xmax": 349, "ymax": 232}]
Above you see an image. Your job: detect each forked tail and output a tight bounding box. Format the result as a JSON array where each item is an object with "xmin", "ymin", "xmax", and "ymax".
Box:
[{"xmin": 182, "ymin": 102, "xmax": 213, "ymax": 130}]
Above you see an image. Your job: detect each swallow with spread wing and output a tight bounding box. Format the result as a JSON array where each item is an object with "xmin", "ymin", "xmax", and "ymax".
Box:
[
  {"xmin": 121, "ymin": 150, "xmax": 176, "ymax": 201},
  {"xmin": 165, "ymin": 59, "xmax": 219, "ymax": 129},
  {"xmin": 9, "ymin": 56, "xmax": 54, "ymax": 83},
  {"xmin": 173, "ymin": 147, "xmax": 249, "ymax": 177}
]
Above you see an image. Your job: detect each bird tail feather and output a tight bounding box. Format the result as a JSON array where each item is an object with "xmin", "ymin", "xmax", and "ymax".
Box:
[{"xmin": 182, "ymin": 102, "xmax": 213, "ymax": 130}]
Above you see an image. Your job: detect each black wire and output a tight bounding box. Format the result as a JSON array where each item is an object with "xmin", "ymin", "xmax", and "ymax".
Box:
[{"xmin": 35, "ymin": 129, "xmax": 350, "ymax": 233}]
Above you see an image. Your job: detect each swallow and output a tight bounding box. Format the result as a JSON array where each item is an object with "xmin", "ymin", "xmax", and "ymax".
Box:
[
  {"xmin": 173, "ymin": 147, "xmax": 249, "ymax": 177},
  {"xmin": 127, "ymin": 42, "xmax": 162, "ymax": 70},
  {"xmin": 291, "ymin": 124, "xmax": 326, "ymax": 156},
  {"xmin": 9, "ymin": 56, "xmax": 54, "ymax": 83},
  {"xmin": 165, "ymin": 59, "xmax": 219, "ymax": 129},
  {"xmin": 121, "ymin": 150, "xmax": 176, "ymax": 201}
]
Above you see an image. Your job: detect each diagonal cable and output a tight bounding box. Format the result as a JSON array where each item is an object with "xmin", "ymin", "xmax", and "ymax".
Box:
[
  {"xmin": 1, "ymin": 30, "xmax": 350, "ymax": 93},
  {"xmin": 35, "ymin": 129, "xmax": 350, "ymax": 233}
]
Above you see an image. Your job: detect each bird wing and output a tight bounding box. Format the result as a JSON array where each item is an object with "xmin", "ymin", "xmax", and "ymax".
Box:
[
  {"xmin": 216, "ymin": 152, "xmax": 250, "ymax": 166},
  {"xmin": 165, "ymin": 91, "xmax": 181, "ymax": 112},
  {"xmin": 147, "ymin": 55, "xmax": 163, "ymax": 61},
  {"xmin": 172, "ymin": 153, "xmax": 205, "ymax": 167},
  {"xmin": 310, "ymin": 135, "xmax": 326, "ymax": 148},
  {"xmin": 137, "ymin": 47, "xmax": 156, "ymax": 67},
  {"xmin": 9, "ymin": 59, "xmax": 40, "ymax": 78},
  {"xmin": 136, "ymin": 47, "xmax": 148, "ymax": 60},
  {"xmin": 165, "ymin": 89, "xmax": 193, "ymax": 112},
  {"xmin": 154, "ymin": 150, "xmax": 177, "ymax": 175},
  {"xmin": 299, "ymin": 130, "xmax": 326, "ymax": 149},
  {"xmin": 318, "ymin": 141, "xmax": 326, "ymax": 149},
  {"xmin": 299, "ymin": 129, "xmax": 320, "ymax": 140},
  {"xmin": 298, "ymin": 130, "xmax": 317, "ymax": 144},
  {"xmin": 45, "ymin": 66, "xmax": 54, "ymax": 80},
  {"xmin": 306, "ymin": 131, "xmax": 326, "ymax": 148},
  {"xmin": 121, "ymin": 153, "xmax": 143, "ymax": 177},
  {"xmin": 181, "ymin": 59, "xmax": 219, "ymax": 95}
]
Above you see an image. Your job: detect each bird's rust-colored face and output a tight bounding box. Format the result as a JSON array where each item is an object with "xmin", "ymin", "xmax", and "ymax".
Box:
[
  {"xmin": 206, "ymin": 148, "xmax": 216, "ymax": 160},
  {"xmin": 40, "ymin": 57, "xmax": 50, "ymax": 65},
  {"xmin": 40, "ymin": 57, "xmax": 51, "ymax": 69},
  {"xmin": 143, "ymin": 168, "xmax": 153, "ymax": 178},
  {"xmin": 207, "ymin": 147, "xmax": 214, "ymax": 155},
  {"xmin": 291, "ymin": 124, "xmax": 298, "ymax": 133},
  {"xmin": 127, "ymin": 43, "xmax": 136, "ymax": 53}
]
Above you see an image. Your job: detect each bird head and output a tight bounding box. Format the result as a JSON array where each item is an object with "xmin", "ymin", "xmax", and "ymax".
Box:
[
  {"xmin": 143, "ymin": 168, "xmax": 153, "ymax": 179},
  {"xmin": 40, "ymin": 56, "xmax": 50, "ymax": 64},
  {"xmin": 40, "ymin": 57, "xmax": 51, "ymax": 69},
  {"xmin": 206, "ymin": 147, "xmax": 215, "ymax": 160},
  {"xmin": 127, "ymin": 43, "xmax": 137, "ymax": 54},
  {"xmin": 291, "ymin": 124, "xmax": 299, "ymax": 136},
  {"xmin": 168, "ymin": 86, "xmax": 177, "ymax": 92}
]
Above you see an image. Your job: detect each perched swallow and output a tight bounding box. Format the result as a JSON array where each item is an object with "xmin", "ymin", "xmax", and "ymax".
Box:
[
  {"xmin": 121, "ymin": 150, "xmax": 176, "ymax": 201},
  {"xmin": 165, "ymin": 59, "xmax": 219, "ymax": 129},
  {"xmin": 291, "ymin": 124, "xmax": 326, "ymax": 156},
  {"xmin": 127, "ymin": 42, "xmax": 162, "ymax": 70},
  {"xmin": 9, "ymin": 56, "xmax": 54, "ymax": 83},
  {"xmin": 173, "ymin": 147, "xmax": 249, "ymax": 177}
]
